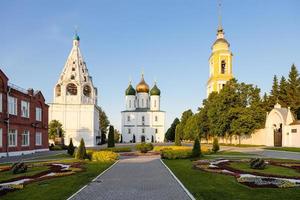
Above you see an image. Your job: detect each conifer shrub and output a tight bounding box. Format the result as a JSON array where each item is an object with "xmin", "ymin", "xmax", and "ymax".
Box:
[
  {"xmin": 212, "ymin": 137, "xmax": 220, "ymax": 153},
  {"xmin": 11, "ymin": 162, "xmax": 28, "ymax": 174},
  {"xmin": 192, "ymin": 137, "xmax": 201, "ymax": 158},
  {"xmin": 107, "ymin": 125, "xmax": 115, "ymax": 148},
  {"xmin": 67, "ymin": 138, "xmax": 75, "ymax": 156},
  {"xmin": 250, "ymin": 158, "xmax": 267, "ymax": 170},
  {"xmin": 136, "ymin": 143, "xmax": 153, "ymax": 153},
  {"xmin": 75, "ymin": 138, "xmax": 87, "ymax": 160}
]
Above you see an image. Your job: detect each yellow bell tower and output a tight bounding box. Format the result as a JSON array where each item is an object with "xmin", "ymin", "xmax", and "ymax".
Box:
[{"xmin": 207, "ymin": 2, "xmax": 233, "ymax": 97}]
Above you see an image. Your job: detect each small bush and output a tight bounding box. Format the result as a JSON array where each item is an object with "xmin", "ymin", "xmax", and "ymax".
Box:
[
  {"xmin": 100, "ymin": 147, "xmax": 132, "ymax": 152},
  {"xmin": 67, "ymin": 138, "xmax": 75, "ymax": 156},
  {"xmin": 250, "ymin": 158, "xmax": 267, "ymax": 170},
  {"xmin": 212, "ymin": 138, "xmax": 220, "ymax": 153},
  {"xmin": 192, "ymin": 138, "xmax": 201, "ymax": 158},
  {"xmin": 136, "ymin": 143, "xmax": 154, "ymax": 153},
  {"xmin": 11, "ymin": 162, "xmax": 27, "ymax": 174},
  {"xmin": 75, "ymin": 138, "xmax": 87, "ymax": 160},
  {"xmin": 50, "ymin": 145, "xmax": 63, "ymax": 151},
  {"xmin": 161, "ymin": 149, "xmax": 192, "ymax": 159},
  {"xmin": 88, "ymin": 151, "xmax": 119, "ymax": 162}
]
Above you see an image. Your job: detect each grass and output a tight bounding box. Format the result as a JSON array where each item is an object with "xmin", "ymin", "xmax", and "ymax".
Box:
[
  {"xmin": 163, "ymin": 159, "xmax": 300, "ymax": 200},
  {"xmin": 25, "ymin": 153, "xmax": 72, "ymax": 161},
  {"xmin": 220, "ymin": 143, "xmax": 265, "ymax": 147},
  {"xmin": 1, "ymin": 160, "xmax": 113, "ymax": 200},
  {"xmin": 214, "ymin": 151, "xmax": 254, "ymax": 156},
  {"xmin": 264, "ymin": 147, "xmax": 300, "ymax": 153},
  {"xmin": 229, "ymin": 162, "xmax": 300, "ymax": 177}
]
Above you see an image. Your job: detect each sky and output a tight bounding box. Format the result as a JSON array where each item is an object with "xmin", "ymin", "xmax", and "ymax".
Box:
[{"xmin": 1, "ymin": 0, "xmax": 300, "ymax": 130}]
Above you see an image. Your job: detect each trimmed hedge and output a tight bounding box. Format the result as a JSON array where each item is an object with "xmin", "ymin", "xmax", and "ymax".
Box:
[
  {"xmin": 87, "ymin": 151, "xmax": 119, "ymax": 162},
  {"xmin": 160, "ymin": 149, "xmax": 192, "ymax": 159},
  {"xmin": 136, "ymin": 143, "xmax": 153, "ymax": 153},
  {"xmin": 99, "ymin": 147, "xmax": 132, "ymax": 153},
  {"xmin": 153, "ymin": 146, "xmax": 191, "ymax": 152}
]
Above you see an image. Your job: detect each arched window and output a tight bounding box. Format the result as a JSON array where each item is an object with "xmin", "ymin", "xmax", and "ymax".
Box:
[
  {"xmin": 66, "ymin": 83, "xmax": 77, "ymax": 95},
  {"xmin": 71, "ymin": 75, "xmax": 75, "ymax": 80},
  {"xmin": 83, "ymin": 85, "xmax": 91, "ymax": 97},
  {"xmin": 56, "ymin": 84, "xmax": 61, "ymax": 97},
  {"xmin": 129, "ymin": 100, "xmax": 131, "ymax": 108},
  {"xmin": 221, "ymin": 60, "xmax": 226, "ymax": 74}
]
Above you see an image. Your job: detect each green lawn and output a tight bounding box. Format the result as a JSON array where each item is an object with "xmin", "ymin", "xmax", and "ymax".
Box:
[
  {"xmin": 214, "ymin": 151, "xmax": 254, "ymax": 156},
  {"xmin": 1, "ymin": 161, "xmax": 113, "ymax": 200},
  {"xmin": 163, "ymin": 159, "xmax": 300, "ymax": 200},
  {"xmin": 264, "ymin": 147, "xmax": 300, "ymax": 153},
  {"xmin": 220, "ymin": 143, "xmax": 265, "ymax": 148},
  {"xmin": 229, "ymin": 162, "xmax": 300, "ymax": 177}
]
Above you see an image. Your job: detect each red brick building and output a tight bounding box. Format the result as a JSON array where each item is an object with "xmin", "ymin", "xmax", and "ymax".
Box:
[{"xmin": 0, "ymin": 69, "xmax": 49, "ymax": 157}]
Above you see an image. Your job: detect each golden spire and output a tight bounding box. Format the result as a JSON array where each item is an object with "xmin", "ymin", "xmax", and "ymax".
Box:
[{"xmin": 216, "ymin": 0, "xmax": 224, "ymax": 39}]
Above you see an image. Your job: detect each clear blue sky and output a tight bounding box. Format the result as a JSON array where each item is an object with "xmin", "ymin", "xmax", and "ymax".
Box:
[{"xmin": 1, "ymin": 0, "xmax": 300, "ymax": 130}]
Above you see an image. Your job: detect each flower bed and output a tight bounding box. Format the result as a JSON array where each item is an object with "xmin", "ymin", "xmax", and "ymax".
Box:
[
  {"xmin": 0, "ymin": 162, "xmax": 83, "ymax": 196},
  {"xmin": 193, "ymin": 159, "xmax": 300, "ymax": 188},
  {"xmin": 88, "ymin": 151, "xmax": 119, "ymax": 162}
]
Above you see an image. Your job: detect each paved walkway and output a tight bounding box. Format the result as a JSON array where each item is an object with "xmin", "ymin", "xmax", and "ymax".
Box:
[{"xmin": 70, "ymin": 156, "xmax": 191, "ymax": 200}]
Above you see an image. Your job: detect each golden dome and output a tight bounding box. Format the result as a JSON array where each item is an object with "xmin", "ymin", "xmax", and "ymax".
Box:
[{"xmin": 136, "ymin": 74, "xmax": 149, "ymax": 93}]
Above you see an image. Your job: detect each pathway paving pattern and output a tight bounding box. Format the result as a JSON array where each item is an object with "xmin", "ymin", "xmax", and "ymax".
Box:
[{"xmin": 70, "ymin": 155, "xmax": 191, "ymax": 200}]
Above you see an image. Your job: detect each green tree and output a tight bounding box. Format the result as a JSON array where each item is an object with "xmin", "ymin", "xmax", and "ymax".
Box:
[
  {"xmin": 174, "ymin": 125, "xmax": 182, "ymax": 146},
  {"xmin": 114, "ymin": 129, "xmax": 121, "ymax": 143},
  {"xmin": 48, "ymin": 120, "xmax": 65, "ymax": 142},
  {"xmin": 183, "ymin": 113, "xmax": 200, "ymax": 140},
  {"xmin": 176, "ymin": 109, "xmax": 193, "ymax": 141},
  {"xmin": 99, "ymin": 107, "xmax": 110, "ymax": 144},
  {"xmin": 268, "ymin": 75, "xmax": 279, "ymax": 111},
  {"xmin": 67, "ymin": 138, "xmax": 75, "ymax": 156},
  {"xmin": 278, "ymin": 76, "xmax": 288, "ymax": 107},
  {"xmin": 192, "ymin": 137, "xmax": 201, "ymax": 157},
  {"xmin": 212, "ymin": 137, "xmax": 220, "ymax": 153},
  {"xmin": 107, "ymin": 125, "xmax": 115, "ymax": 148},
  {"xmin": 165, "ymin": 118, "xmax": 180, "ymax": 141},
  {"xmin": 286, "ymin": 64, "xmax": 300, "ymax": 118},
  {"xmin": 75, "ymin": 138, "xmax": 87, "ymax": 160}
]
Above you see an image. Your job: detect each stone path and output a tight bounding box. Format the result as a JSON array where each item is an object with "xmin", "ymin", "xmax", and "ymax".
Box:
[{"xmin": 70, "ymin": 156, "xmax": 191, "ymax": 200}]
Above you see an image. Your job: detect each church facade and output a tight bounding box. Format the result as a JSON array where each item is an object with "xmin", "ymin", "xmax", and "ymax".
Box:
[
  {"xmin": 121, "ymin": 75, "xmax": 165, "ymax": 143},
  {"xmin": 207, "ymin": 20, "xmax": 233, "ymax": 96},
  {"xmin": 48, "ymin": 33, "xmax": 101, "ymax": 147}
]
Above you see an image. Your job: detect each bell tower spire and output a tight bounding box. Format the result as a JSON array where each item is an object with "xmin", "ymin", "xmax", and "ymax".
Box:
[{"xmin": 217, "ymin": 0, "xmax": 224, "ymax": 39}]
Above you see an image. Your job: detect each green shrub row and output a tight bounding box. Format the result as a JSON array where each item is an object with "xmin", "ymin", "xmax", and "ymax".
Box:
[
  {"xmin": 136, "ymin": 143, "xmax": 154, "ymax": 153},
  {"xmin": 99, "ymin": 147, "xmax": 132, "ymax": 152},
  {"xmin": 160, "ymin": 149, "xmax": 192, "ymax": 159},
  {"xmin": 86, "ymin": 150, "xmax": 119, "ymax": 162}
]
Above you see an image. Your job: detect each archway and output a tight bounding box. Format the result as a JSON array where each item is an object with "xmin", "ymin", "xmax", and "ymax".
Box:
[
  {"xmin": 141, "ymin": 135, "xmax": 145, "ymax": 142},
  {"xmin": 274, "ymin": 123, "xmax": 282, "ymax": 147}
]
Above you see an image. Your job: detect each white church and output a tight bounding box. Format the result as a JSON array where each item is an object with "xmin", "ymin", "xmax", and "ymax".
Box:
[
  {"xmin": 49, "ymin": 33, "xmax": 101, "ymax": 147},
  {"xmin": 121, "ymin": 75, "xmax": 165, "ymax": 143}
]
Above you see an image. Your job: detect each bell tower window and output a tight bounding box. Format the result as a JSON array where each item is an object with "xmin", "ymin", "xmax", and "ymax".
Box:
[
  {"xmin": 83, "ymin": 85, "xmax": 91, "ymax": 97},
  {"xmin": 71, "ymin": 75, "xmax": 75, "ymax": 80},
  {"xmin": 56, "ymin": 84, "xmax": 61, "ymax": 97},
  {"xmin": 66, "ymin": 83, "xmax": 77, "ymax": 95},
  {"xmin": 221, "ymin": 60, "xmax": 226, "ymax": 74}
]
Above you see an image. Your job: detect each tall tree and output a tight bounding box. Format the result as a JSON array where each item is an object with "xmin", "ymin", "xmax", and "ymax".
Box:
[
  {"xmin": 183, "ymin": 113, "xmax": 200, "ymax": 140},
  {"xmin": 278, "ymin": 76, "xmax": 288, "ymax": 107},
  {"xmin": 165, "ymin": 118, "xmax": 180, "ymax": 141},
  {"xmin": 48, "ymin": 120, "xmax": 65, "ymax": 143},
  {"xmin": 268, "ymin": 75, "xmax": 280, "ymax": 109},
  {"xmin": 99, "ymin": 107, "xmax": 110, "ymax": 144},
  {"xmin": 287, "ymin": 64, "xmax": 300, "ymax": 118},
  {"xmin": 107, "ymin": 125, "xmax": 115, "ymax": 148},
  {"xmin": 176, "ymin": 109, "xmax": 193, "ymax": 141},
  {"xmin": 114, "ymin": 129, "xmax": 121, "ymax": 143}
]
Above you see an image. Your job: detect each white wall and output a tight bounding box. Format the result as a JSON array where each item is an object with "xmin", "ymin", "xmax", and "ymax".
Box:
[{"xmin": 49, "ymin": 104, "xmax": 100, "ymax": 147}]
